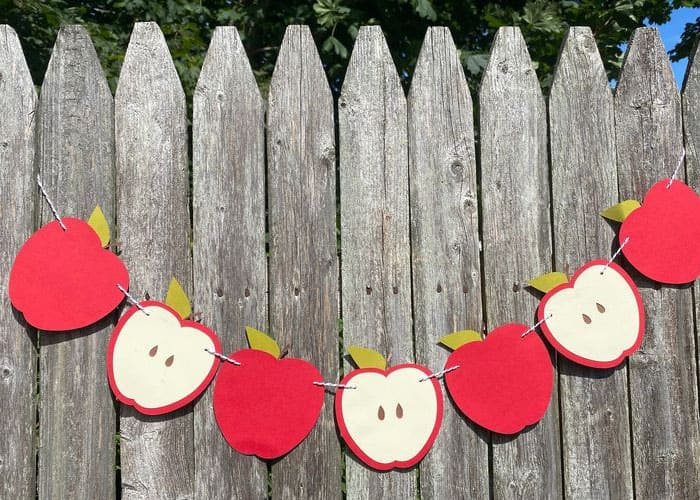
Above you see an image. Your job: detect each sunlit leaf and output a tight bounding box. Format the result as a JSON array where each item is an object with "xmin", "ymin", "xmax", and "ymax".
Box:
[
  {"xmin": 348, "ymin": 346, "xmax": 386, "ymax": 370},
  {"xmin": 600, "ymin": 200, "xmax": 641, "ymax": 222},
  {"xmin": 438, "ymin": 330, "xmax": 482, "ymax": 351},
  {"xmin": 245, "ymin": 326, "xmax": 281, "ymax": 358},
  {"xmin": 527, "ymin": 272, "xmax": 569, "ymax": 293},
  {"xmin": 87, "ymin": 205, "xmax": 110, "ymax": 247},
  {"xmin": 165, "ymin": 277, "xmax": 192, "ymax": 320}
]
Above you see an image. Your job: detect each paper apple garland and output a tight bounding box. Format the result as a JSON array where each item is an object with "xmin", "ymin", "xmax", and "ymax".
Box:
[
  {"xmin": 334, "ymin": 347, "xmax": 443, "ymax": 471},
  {"xmin": 442, "ymin": 326, "xmax": 553, "ymax": 435},
  {"xmin": 531, "ymin": 261, "xmax": 645, "ymax": 369},
  {"xmin": 602, "ymin": 179, "xmax": 700, "ymax": 284},
  {"xmin": 106, "ymin": 278, "xmax": 221, "ymax": 415},
  {"xmin": 9, "ymin": 168, "xmax": 700, "ymax": 472},
  {"xmin": 9, "ymin": 206, "xmax": 129, "ymax": 331},
  {"xmin": 212, "ymin": 327, "xmax": 325, "ymax": 460}
]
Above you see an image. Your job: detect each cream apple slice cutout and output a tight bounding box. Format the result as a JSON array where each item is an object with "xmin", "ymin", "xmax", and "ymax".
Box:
[
  {"xmin": 106, "ymin": 278, "xmax": 221, "ymax": 415},
  {"xmin": 335, "ymin": 347, "xmax": 443, "ymax": 471},
  {"xmin": 533, "ymin": 260, "xmax": 645, "ymax": 369}
]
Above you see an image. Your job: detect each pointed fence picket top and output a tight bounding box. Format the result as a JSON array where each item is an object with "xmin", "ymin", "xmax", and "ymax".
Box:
[
  {"xmin": 685, "ymin": 38, "xmax": 700, "ymax": 426},
  {"xmin": 479, "ymin": 26, "xmax": 561, "ymax": 498},
  {"xmin": 548, "ymin": 27, "xmax": 633, "ymax": 498},
  {"xmin": 338, "ymin": 25, "xmax": 413, "ymax": 498},
  {"xmin": 0, "ymin": 24, "xmax": 38, "ymax": 500},
  {"xmin": 686, "ymin": 41, "xmax": 700, "ymax": 183},
  {"xmin": 266, "ymin": 25, "xmax": 340, "ymax": 498},
  {"xmin": 686, "ymin": 39, "xmax": 700, "ymax": 186},
  {"xmin": 35, "ymin": 25, "xmax": 117, "ymax": 500},
  {"xmin": 407, "ymin": 27, "xmax": 488, "ymax": 499},
  {"xmin": 192, "ymin": 26, "xmax": 268, "ymax": 499},
  {"xmin": 115, "ymin": 22, "xmax": 193, "ymax": 499},
  {"xmin": 615, "ymin": 27, "xmax": 700, "ymax": 498}
]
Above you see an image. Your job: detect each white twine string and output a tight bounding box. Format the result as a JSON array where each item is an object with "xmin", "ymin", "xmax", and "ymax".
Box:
[
  {"xmin": 117, "ymin": 283, "xmax": 150, "ymax": 316},
  {"xmin": 521, "ymin": 314, "xmax": 552, "ymax": 338},
  {"xmin": 37, "ymin": 175, "xmax": 66, "ymax": 230},
  {"xmin": 666, "ymin": 148, "xmax": 686, "ymax": 188},
  {"xmin": 313, "ymin": 381, "xmax": 357, "ymax": 389},
  {"xmin": 419, "ymin": 365, "xmax": 460, "ymax": 382},
  {"xmin": 600, "ymin": 236, "xmax": 630, "ymax": 275},
  {"xmin": 204, "ymin": 348, "xmax": 241, "ymax": 366}
]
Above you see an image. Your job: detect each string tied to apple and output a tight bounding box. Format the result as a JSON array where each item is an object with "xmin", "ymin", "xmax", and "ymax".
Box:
[
  {"xmin": 600, "ymin": 236, "xmax": 630, "ymax": 275},
  {"xmin": 666, "ymin": 148, "xmax": 686, "ymax": 189},
  {"xmin": 37, "ymin": 174, "xmax": 67, "ymax": 231},
  {"xmin": 312, "ymin": 381, "xmax": 357, "ymax": 389},
  {"xmin": 204, "ymin": 348, "xmax": 241, "ymax": 366},
  {"xmin": 418, "ymin": 364, "xmax": 460, "ymax": 382},
  {"xmin": 520, "ymin": 314, "xmax": 552, "ymax": 338},
  {"xmin": 117, "ymin": 283, "xmax": 150, "ymax": 316}
]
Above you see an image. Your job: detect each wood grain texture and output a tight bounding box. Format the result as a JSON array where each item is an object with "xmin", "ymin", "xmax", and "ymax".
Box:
[
  {"xmin": 115, "ymin": 22, "xmax": 193, "ymax": 500},
  {"xmin": 192, "ymin": 26, "xmax": 268, "ymax": 500},
  {"xmin": 408, "ymin": 27, "xmax": 488, "ymax": 499},
  {"xmin": 479, "ymin": 26, "xmax": 561, "ymax": 499},
  {"xmin": 267, "ymin": 25, "xmax": 340, "ymax": 499},
  {"xmin": 684, "ymin": 31, "xmax": 700, "ymax": 439},
  {"xmin": 338, "ymin": 25, "xmax": 414, "ymax": 498},
  {"xmin": 35, "ymin": 25, "xmax": 116, "ymax": 500},
  {"xmin": 548, "ymin": 27, "xmax": 633, "ymax": 499},
  {"xmin": 615, "ymin": 27, "xmax": 700, "ymax": 498},
  {"xmin": 0, "ymin": 24, "xmax": 37, "ymax": 500}
]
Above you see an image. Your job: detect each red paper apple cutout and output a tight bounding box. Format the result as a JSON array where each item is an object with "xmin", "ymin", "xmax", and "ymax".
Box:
[
  {"xmin": 106, "ymin": 297, "xmax": 221, "ymax": 415},
  {"xmin": 443, "ymin": 324, "xmax": 553, "ymax": 434},
  {"xmin": 9, "ymin": 217, "xmax": 129, "ymax": 331},
  {"xmin": 537, "ymin": 260, "xmax": 644, "ymax": 369},
  {"xmin": 213, "ymin": 328, "xmax": 325, "ymax": 460},
  {"xmin": 613, "ymin": 179, "xmax": 700, "ymax": 284},
  {"xmin": 335, "ymin": 347, "xmax": 443, "ymax": 471}
]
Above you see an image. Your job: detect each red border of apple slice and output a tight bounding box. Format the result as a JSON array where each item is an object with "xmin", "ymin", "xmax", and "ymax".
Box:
[
  {"xmin": 106, "ymin": 300, "xmax": 222, "ymax": 415},
  {"xmin": 335, "ymin": 363, "xmax": 443, "ymax": 471},
  {"xmin": 537, "ymin": 259, "xmax": 645, "ymax": 369}
]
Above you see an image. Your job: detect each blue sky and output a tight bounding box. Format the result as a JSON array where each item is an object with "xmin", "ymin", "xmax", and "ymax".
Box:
[{"xmin": 653, "ymin": 6, "xmax": 698, "ymax": 87}]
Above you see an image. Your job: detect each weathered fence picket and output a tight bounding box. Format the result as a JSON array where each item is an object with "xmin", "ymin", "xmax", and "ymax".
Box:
[
  {"xmin": 0, "ymin": 24, "xmax": 37, "ymax": 500},
  {"xmin": 687, "ymin": 41, "xmax": 700, "ymax": 467},
  {"xmin": 192, "ymin": 26, "xmax": 268, "ymax": 500},
  {"xmin": 1, "ymin": 19, "xmax": 700, "ymax": 500},
  {"xmin": 267, "ymin": 25, "xmax": 340, "ymax": 498},
  {"xmin": 339, "ymin": 25, "xmax": 414, "ymax": 499},
  {"xmin": 480, "ymin": 27, "xmax": 561, "ymax": 499},
  {"xmin": 549, "ymin": 27, "xmax": 634, "ymax": 498},
  {"xmin": 615, "ymin": 27, "xmax": 700, "ymax": 498},
  {"xmin": 36, "ymin": 25, "xmax": 117, "ymax": 500},
  {"xmin": 115, "ymin": 22, "xmax": 194, "ymax": 499},
  {"xmin": 408, "ymin": 27, "xmax": 488, "ymax": 499}
]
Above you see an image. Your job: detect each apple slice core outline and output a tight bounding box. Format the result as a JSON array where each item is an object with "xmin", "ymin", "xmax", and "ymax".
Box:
[
  {"xmin": 537, "ymin": 259, "xmax": 644, "ymax": 369},
  {"xmin": 106, "ymin": 301, "xmax": 222, "ymax": 415},
  {"xmin": 335, "ymin": 363, "xmax": 443, "ymax": 471}
]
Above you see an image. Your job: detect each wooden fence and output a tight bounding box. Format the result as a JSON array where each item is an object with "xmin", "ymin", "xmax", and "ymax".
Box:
[{"xmin": 1, "ymin": 21, "xmax": 699, "ymax": 499}]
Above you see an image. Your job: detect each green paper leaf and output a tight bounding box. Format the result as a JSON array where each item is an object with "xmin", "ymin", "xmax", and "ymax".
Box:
[
  {"xmin": 87, "ymin": 205, "xmax": 110, "ymax": 247},
  {"xmin": 164, "ymin": 277, "xmax": 191, "ymax": 320},
  {"xmin": 600, "ymin": 200, "xmax": 641, "ymax": 222},
  {"xmin": 245, "ymin": 326, "xmax": 281, "ymax": 358},
  {"xmin": 347, "ymin": 346, "xmax": 386, "ymax": 370},
  {"xmin": 527, "ymin": 272, "xmax": 569, "ymax": 293},
  {"xmin": 438, "ymin": 330, "xmax": 482, "ymax": 351}
]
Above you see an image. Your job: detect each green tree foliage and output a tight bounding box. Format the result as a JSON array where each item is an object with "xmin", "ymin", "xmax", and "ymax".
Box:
[
  {"xmin": 669, "ymin": 1, "xmax": 700, "ymax": 79},
  {"xmin": 1, "ymin": 0, "xmax": 698, "ymax": 100}
]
